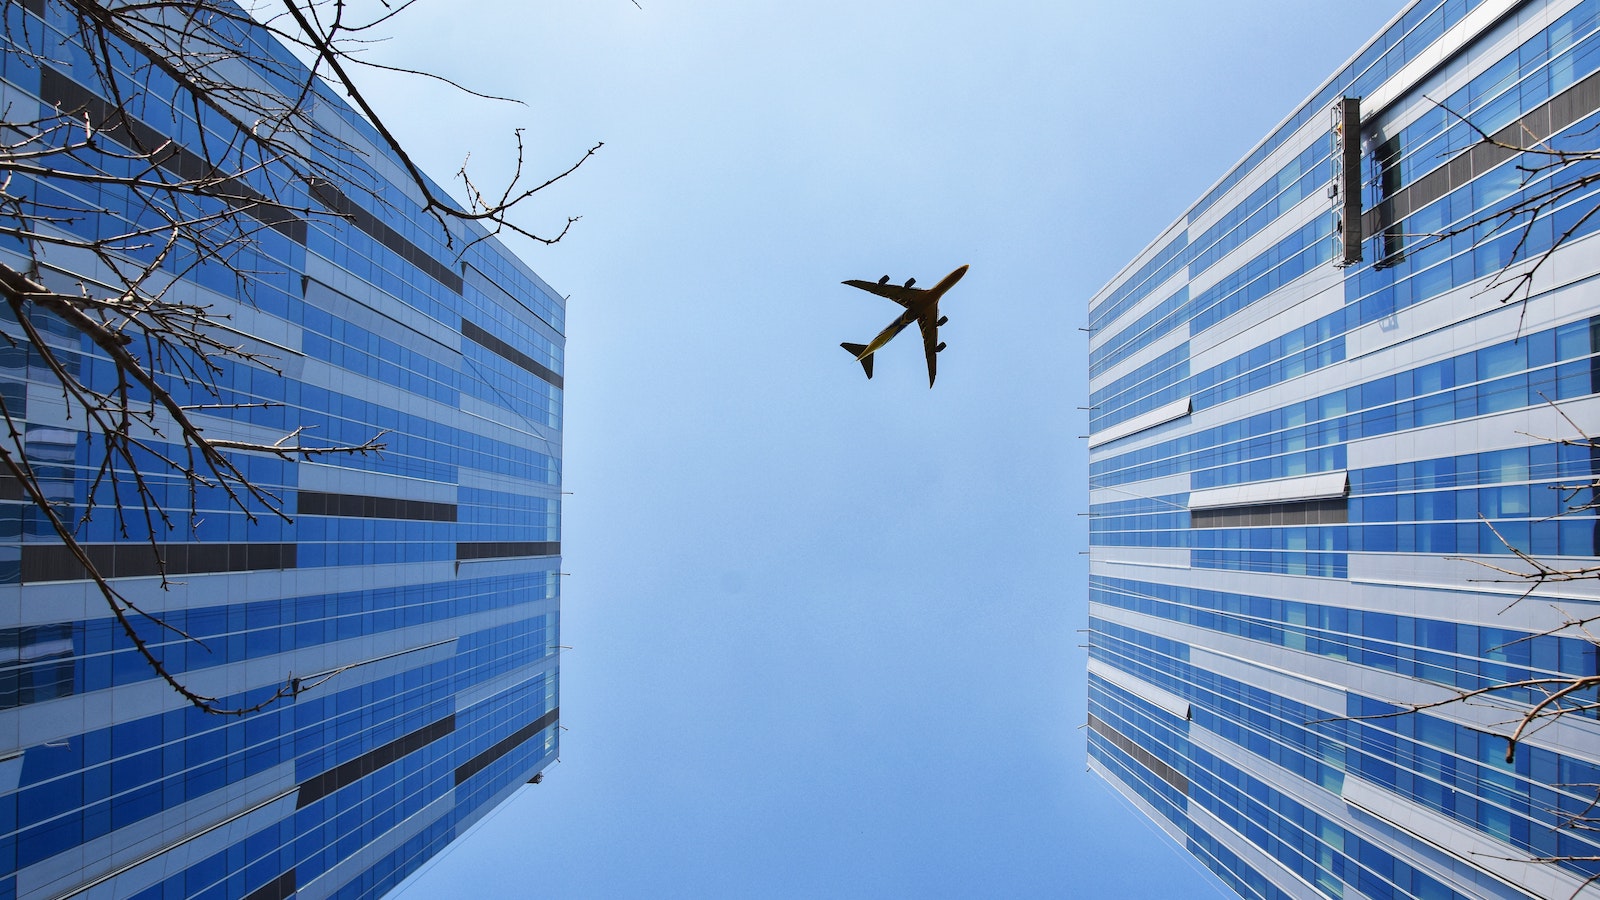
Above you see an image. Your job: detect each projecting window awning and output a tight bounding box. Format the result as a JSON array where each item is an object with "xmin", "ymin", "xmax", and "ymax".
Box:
[
  {"xmin": 1088, "ymin": 397, "xmax": 1191, "ymax": 449},
  {"xmin": 1188, "ymin": 471, "xmax": 1348, "ymax": 511},
  {"xmin": 1088, "ymin": 658, "xmax": 1192, "ymax": 721}
]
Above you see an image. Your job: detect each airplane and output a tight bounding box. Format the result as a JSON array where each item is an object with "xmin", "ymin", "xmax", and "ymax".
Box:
[{"xmin": 839, "ymin": 264, "xmax": 968, "ymax": 387}]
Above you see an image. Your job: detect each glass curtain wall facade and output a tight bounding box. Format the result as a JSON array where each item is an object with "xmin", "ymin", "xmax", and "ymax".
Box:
[
  {"xmin": 0, "ymin": 3, "xmax": 563, "ymax": 899},
  {"xmin": 1087, "ymin": 1, "xmax": 1600, "ymax": 897}
]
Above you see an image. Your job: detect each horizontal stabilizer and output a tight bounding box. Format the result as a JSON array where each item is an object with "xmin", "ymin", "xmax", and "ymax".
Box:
[{"xmin": 840, "ymin": 342, "xmax": 873, "ymax": 379}]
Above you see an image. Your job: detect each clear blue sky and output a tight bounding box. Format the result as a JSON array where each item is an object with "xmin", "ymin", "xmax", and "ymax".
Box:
[{"xmin": 355, "ymin": 2, "xmax": 1403, "ymax": 897}]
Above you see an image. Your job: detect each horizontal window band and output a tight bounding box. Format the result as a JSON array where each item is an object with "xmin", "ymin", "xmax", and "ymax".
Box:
[
  {"xmin": 1341, "ymin": 774, "xmax": 1595, "ymax": 900},
  {"xmin": 55, "ymin": 782, "xmax": 303, "ymax": 899},
  {"xmin": 296, "ymin": 714, "xmax": 456, "ymax": 809},
  {"xmin": 1087, "ymin": 711, "xmax": 1188, "ymax": 795},
  {"xmin": 456, "ymin": 541, "xmax": 560, "ymax": 561},
  {"xmin": 243, "ymin": 869, "xmax": 296, "ymax": 900},
  {"xmin": 1188, "ymin": 471, "xmax": 1348, "ymax": 510},
  {"xmin": 305, "ymin": 177, "xmax": 463, "ymax": 294},
  {"xmin": 455, "ymin": 707, "xmax": 558, "ymax": 786},
  {"xmin": 298, "ymin": 490, "xmax": 457, "ymax": 522},
  {"xmin": 21, "ymin": 543, "xmax": 297, "ymax": 583},
  {"xmin": 461, "ymin": 319, "xmax": 564, "ymax": 390},
  {"xmin": 1366, "ymin": 67, "xmax": 1600, "ymax": 262},
  {"xmin": 1190, "ymin": 498, "xmax": 1348, "ymax": 528},
  {"xmin": 39, "ymin": 68, "xmax": 306, "ymax": 244}
]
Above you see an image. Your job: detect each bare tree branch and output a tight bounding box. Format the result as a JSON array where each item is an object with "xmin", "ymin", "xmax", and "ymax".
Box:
[{"xmin": 0, "ymin": 0, "xmax": 596, "ymax": 713}]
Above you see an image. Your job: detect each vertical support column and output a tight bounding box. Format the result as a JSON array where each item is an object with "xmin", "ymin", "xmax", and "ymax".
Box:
[{"xmin": 1331, "ymin": 96, "xmax": 1363, "ymax": 266}]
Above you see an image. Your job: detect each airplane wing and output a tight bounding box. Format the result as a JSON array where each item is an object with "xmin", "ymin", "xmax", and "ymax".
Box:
[
  {"xmin": 842, "ymin": 279, "xmax": 921, "ymax": 307},
  {"xmin": 918, "ymin": 310, "xmax": 939, "ymax": 387}
]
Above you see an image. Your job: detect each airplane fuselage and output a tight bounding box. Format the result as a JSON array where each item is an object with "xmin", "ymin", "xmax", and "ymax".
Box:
[
  {"xmin": 839, "ymin": 264, "xmax": 968, "ymax": 387},
  {"xmin": 855, "ymin": 265, "xmax": 967, "ymax": 357}
]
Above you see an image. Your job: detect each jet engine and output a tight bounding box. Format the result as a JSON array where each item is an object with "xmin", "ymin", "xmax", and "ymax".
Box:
[
  {"xmin": 878, "ymin": 275, "xmax": 890, "ymax": 284},
  {"xmin": 936, "ymin": 316, "xmax": 948, "ymax": 327},
  {"xmin": 935, "ymin": 342, "xmax": 947, "ymax": 352},
  {"xmin": 905, "ymin": 277, "xmax": 916, "ymax": 288}
]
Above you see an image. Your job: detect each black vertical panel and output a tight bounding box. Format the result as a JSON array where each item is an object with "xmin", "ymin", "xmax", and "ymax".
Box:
[
  {"xmin": 1087, "ymin": 712, "xmax": 1189, "ymax": 795},
  {"xmin": 1334, "ymin": 96, "xmax": 1363, "ymax": 266},
  {"xmin": 37, "ymin": 68, "xmax": 306, "ymax": 242},
  {"xmin": 19, "ymin": 542, "xmax": 295, "ymax": 581},
  {"xmin": 455, "ymin": 708, "xmax": 559, "ymax": 785},
  {"xmin": 296, "ymin": 715, "xmax": 457, "ymax": 808},
  {"xmin": 460, "ymin": 319, "xmax": 564, "ymax": 389}
]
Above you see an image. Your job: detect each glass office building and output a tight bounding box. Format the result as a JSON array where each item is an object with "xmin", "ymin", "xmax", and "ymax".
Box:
[
  {"xmin": 1087, "ymin": 1, "xmax": 1600, "ymax": 897},
  {"xmin": 0, "ymin": 2, "xmax": 562, "ymax": 898}
]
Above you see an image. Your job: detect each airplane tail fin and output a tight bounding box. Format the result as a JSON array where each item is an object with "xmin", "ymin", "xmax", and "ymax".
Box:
[{"xmin": 840, "ymin": 342, "xmax": 873, "ymax": 379}]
